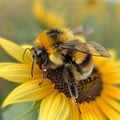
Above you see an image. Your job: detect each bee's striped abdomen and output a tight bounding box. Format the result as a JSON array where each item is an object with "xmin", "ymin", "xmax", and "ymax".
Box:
[{"xmin": 73, "ymin": 53, "xmax": 94, "ymax": 81}]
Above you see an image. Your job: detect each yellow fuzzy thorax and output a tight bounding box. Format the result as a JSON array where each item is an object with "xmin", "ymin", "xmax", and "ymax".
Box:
[
  {"xmin": 35, "ymin": 28, "xmax": 74, "ymax": 50},
  {"xmin": 34, "ymin": 28, "xmax": 75, "ymax": 66}
]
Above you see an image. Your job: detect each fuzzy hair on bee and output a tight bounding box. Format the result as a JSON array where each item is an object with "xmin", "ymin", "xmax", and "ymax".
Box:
[
  {"xmin": 23, "ymin": 26, "xmax": 110, "ymax": 112},
  {"xmin": 31, "ymin": 27, "xmax": 110, "ymax": 76}
]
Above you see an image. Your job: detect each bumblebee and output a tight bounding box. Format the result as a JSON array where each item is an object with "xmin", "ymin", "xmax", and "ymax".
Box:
[{"xmin": 23, "ymin": 26, "xmax": 110, "ymax": 107}]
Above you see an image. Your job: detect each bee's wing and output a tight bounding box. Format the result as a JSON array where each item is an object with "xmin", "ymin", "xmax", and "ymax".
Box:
[
  {"xmin": 74, "ymin": 41, "xmax": 111, "ymax": 58},
  {"xmin": 71, "ymin": 26, "xmax": 93, "ymax": 35},
  {"xmin": 62, "ymin": 41, "xmax": 110, "ymax": 58}
]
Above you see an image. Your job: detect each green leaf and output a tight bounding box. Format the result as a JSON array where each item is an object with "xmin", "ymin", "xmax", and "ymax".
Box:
[
  {"xmin": 2, "ymin": 102, "xmax": 40, "ymax": 120},
  {"xmin": 14, "ymin": 101, "xmax": 41, "ymax": 120}
]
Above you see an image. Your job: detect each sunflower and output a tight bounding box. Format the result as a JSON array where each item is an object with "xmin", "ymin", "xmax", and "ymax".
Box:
[
  {"xmin": 0, "ymin": 38, "xmax": 120, "ymax": 120},
  {"xmin": 33, "ymin": 0, "xmax": 65, "ymax": 28}
]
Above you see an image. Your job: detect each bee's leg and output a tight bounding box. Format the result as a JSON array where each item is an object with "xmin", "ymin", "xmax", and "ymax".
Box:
[
  {"xmin": 68, "ymin": 83, "xmax": 78, "ymax": 99},
  {"xmin": 64, "ymin": 63, "xmax": 78, "ymax": 97},
  {"xmin": 39, "ymin": 60, "xmax": 48, "ymax": 85},
  {"xmin": 68, "ymin": 82, "xmax": 81, "ymax": 113},
  {"xmin": 64, "ymin": 63, "xmax": 81, "ymax": 113},
  {"xmin": 42, "ymin": 69, "xmax": 47, "ymax": 80},
  {"xmin": 40, "ymin": 68, "xmax": 47, "ymax": 84}
]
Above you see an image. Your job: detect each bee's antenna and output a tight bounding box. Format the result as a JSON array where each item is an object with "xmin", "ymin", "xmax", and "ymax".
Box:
[
  {"xmin": 22, "ymin": 48, "xmax": 31, "ymax": 60},
  {"xmin": 31, "ymin": 55, "xmax": 35, "ymax": 77}
]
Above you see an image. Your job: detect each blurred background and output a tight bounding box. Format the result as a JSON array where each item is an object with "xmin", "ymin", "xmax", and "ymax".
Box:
[{"xmin": 0, "ymin": 0, "xmax": 120, "ymax": 119}]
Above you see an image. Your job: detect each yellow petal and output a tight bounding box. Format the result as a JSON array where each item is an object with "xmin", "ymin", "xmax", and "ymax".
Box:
[
  {"xmin": 0, "ymin": 62, "xmax": 13, "ymax": 68},
  {"xmin": 0, "ymin": 63, "xmax": 41, "ymax": 83},
  {"xmin": 80, "ymin": 102, "xmax": 95, "ymax": 120},
  {"xmin": 88, "ymin": 101, "xmax": 107, "ymax": 120},
  {"xmin": 0, "ymin": 38, "xmax": 31, "ymax": 63},
  {"xmin": 96, "ymin": 97, "xmax": 120, "ymax": 120},
  {"xmin": 33, "ymin": 0, "xmax": 65, "ymax": 28},
  {"xmin": 103, "ymin": 85, "xmax": 120, "ymax": 100},
  {"xmin": 2, "ymin": 79, "xmax": 54, "ymax": 108},
  {"xmin": 102, "ymin": 71, "xmax": 120, "ymax": 84},
  {"xmin": 68, "ymin": 99, "xmax": 81, "ymax": 120},
  {"xmin": 84, "ymin": 102, "xmax": 107, "ymax": 120},
  {"xmin": 39, "ymin": 90, "xmax": 70, "ymax": 120},
  {"xmin": 102, "ymin": 93, "xmax": 120, "ymax": 113},
  {"xmin": 83, "ymin": 102, "xmax": 99, "ymax": 120},
  {"xmin": 22, "ymin": 45, "xmax": 32, "ymax": 49}
]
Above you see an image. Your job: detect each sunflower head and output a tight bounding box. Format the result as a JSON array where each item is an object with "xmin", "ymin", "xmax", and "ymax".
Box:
[{"xmin": 0, "ymin": 38, "xmax": 120, "ymax": 120}]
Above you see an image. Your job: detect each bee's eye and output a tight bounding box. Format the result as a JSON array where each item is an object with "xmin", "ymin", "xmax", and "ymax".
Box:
[{"xmin": 36, "ymin": 49, "xmax": 43, "ymax": 56}]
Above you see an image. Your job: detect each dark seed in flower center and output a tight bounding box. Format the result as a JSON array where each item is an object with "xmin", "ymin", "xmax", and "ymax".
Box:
[{"xmin": 47, "ymin": 66, "xmax": 102, "ymax": 103}]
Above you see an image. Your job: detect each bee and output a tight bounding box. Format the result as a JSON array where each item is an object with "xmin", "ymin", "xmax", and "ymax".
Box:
[{"xmin": 23, "ymin": 26, "xmax": 110, "ymax": 111}]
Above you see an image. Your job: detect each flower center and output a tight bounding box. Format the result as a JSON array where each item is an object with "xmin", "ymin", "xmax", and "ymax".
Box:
[{"xmin": 47, "ymin": 66, "xmax": 102, "ymax": 103}]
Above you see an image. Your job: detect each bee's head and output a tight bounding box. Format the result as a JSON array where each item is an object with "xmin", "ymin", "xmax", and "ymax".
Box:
[
  {"xmin": 30, "ymin": 46, "xmax": 48, "ymax": 69},
  {"xmin": 23, "ymin": 46, "xmax": 48, "ymax": 77}
]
